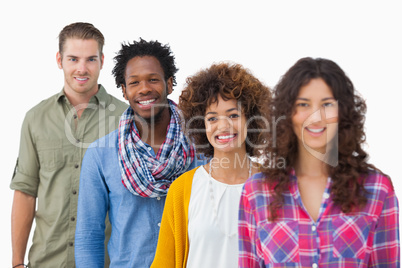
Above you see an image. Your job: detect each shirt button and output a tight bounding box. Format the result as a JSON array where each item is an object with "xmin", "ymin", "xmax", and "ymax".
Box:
[
  {"xmin": 73, "ymin": 115, "xmax": 78, "ymax": 119},
  {"xmin": 75, "ymin": 164, "xmax": 79, "ymax": 169},
  {"xmin": 312, "ymin": 225, "xmax": 316, "ymax": 231},
  {"xmin": 147, "ymin": 147, "xmax": 152, "ymax": 151},
  {"xmin": 158, "ymin": 222, "xmax": 161, "ymax": 227},
  {"xmin": 312, "ymin": 263, "xmax": 318, "ymax": 268},
  {"xmin": 157, "ymin": 197, "xmax": 161, "ymax": 201},
  {"xmin": 323, "ymin": 192, "xmax": 330, "ymax": 199},
  {"xmin": 69, "ymin": 242, "xmax": 74, "ymax": 247},
  {"xmin": 71, "ymin": 217, "xmax": 75, "ymax": 221},
  {"xmin": 76, "ymin": 139, "xmax": 80, "ymax": 143},
  {"xmin": 72, "ymin": 190, "xmax": 77, "ymax": 195}
]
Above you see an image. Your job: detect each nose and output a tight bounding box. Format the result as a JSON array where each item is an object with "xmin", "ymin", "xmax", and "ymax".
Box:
[
  {"xmin": 76, "ymin": 61, "xmax": 87, "ymax": 74},
  {"xmin": 217, "ymin": 116, "xmax": 231, "ymax": 130},
  {"xmin": 303, "ymin": 107, "xmax": 323, "ymax": 127},
  {"xmin": 319, "ymin": 106, "xmax": 326, "ymax": 122},
  {"xmin": 137, "ymin": 81, "xmax": 152, "ymax": 95}
]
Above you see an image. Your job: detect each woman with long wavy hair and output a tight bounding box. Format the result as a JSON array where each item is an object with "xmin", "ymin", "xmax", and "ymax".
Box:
[{"xmin": 238, "ymin": 57, "xmax": 400, "ymax": 267}]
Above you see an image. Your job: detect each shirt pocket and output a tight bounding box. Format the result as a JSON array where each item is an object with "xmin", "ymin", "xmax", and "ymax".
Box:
[
  {"xmin": 258, "ymin": 220, "xmax": 300, "ymax": 265},
  {"xmin": 36, "ymin": 139, "xmax": 64, "ymax": 171},
  {"xmin": 332, "ymin": 215, "xmax": 374, "ymax": 260}
]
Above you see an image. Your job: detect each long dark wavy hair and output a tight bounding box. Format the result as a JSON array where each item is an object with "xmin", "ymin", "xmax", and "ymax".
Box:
[
  {"xmin": 263, "ymin": 57, "xmax": 389, "ymax": 221},
  {"xmin": 179, "ymin": 62, "xmax": 272, "ymax": 158}
]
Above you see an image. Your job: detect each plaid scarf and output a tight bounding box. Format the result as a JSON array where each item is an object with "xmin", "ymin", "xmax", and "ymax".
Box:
[{"xmin": 118, "ymin": 100, "xmax": 195, "ymax": 198}]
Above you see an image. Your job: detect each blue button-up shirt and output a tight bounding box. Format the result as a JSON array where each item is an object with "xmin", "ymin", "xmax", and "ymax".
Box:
[{"xmin": 75, "ymin": 129, "xmax": 202, "ymax": 267}]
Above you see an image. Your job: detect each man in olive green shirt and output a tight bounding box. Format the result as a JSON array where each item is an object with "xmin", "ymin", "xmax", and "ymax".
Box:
[{"xmin": 10, "ymin": 22, "xmax": 128, "ymax": 268}]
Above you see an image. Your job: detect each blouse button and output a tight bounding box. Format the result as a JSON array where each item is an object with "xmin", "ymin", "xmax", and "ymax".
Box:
[
  {"xmin": 312, "ymin": 263, "xmax": 318, "ymax": 268},
  {"xmin": 323, "ymin": 192, "xmax": 330, "ymax": 199},
  {"xmin": 157, "ymin": 197, "xmax": 161, "ymax": 201},
  {"xmin": 312, "ymin": 225, "xmax": 316, "ymax": 231}
]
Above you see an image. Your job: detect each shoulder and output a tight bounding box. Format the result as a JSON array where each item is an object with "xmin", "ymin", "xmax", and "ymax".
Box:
[
  {"xmin": 108, "ymin": 95, "xmax": 128, "ymax": 112},
  {"xmin": 25, "ymin": 93, "xmax": 60, "ymax": 116},
  {"xmin": 358, "ymin": 170, "xmax": 398, "ymax": 219},
  {"xmin": 165, "ymin": 167, "xmax": 200, "ymax": 216},
  {"xmin": 21, "ymin": 94, "xmax": 60, "ymax": 130},
  {"xmin": 101, "ymin": 87, "xmax": 128, "ymax": 113},
  {"xmin": 243, "ymin": 172, "xmax": 269, "ymax": 194},
  {"xmin": 170, "ymin": 167, "xmax": 199, "ymax": 192},
  {"xmin": 85, "ymin": 129, "xmax": 119, "ymax": 160},
  {"xmin": 363, "ymin": 169, "xmax": 394, "ymax": 197},
  {"xmin": 90, "ymin": 129, "xmax": 118, "ymax": 147}
]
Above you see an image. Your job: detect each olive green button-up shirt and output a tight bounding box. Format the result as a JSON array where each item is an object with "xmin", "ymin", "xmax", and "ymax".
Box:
[{"xmin": 10, "ymin": 85, "xmax": 128, "ymax": 268}]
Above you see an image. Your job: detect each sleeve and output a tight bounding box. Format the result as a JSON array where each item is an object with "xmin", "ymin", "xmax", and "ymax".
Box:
[
  {"xmin": 151, "ymin": 180, "xmax": 182, "ymax": 268},
  {"xmin": 369, "ymin": 188, "xmax": 400, "ymax": 267},
  {"xmin": 10, "ymin": 111, "xmax": 40, "ymax": 196},
  {"xmin": 75, "ymin": 147, "xmax": 109, "ymax": 268},
  {"xmin": 238, "ymin": 186, "xmax": 265, "ymax": 268}
]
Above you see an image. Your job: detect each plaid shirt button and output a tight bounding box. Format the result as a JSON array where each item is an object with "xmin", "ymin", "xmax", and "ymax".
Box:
[{"xmin": 312, "ymin": 263, "xmax": 318, "ymax": 268}]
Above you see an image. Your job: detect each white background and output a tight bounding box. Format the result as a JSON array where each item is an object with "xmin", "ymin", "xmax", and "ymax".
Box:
[{"xmin": 1, "ymin": 0, "xmax": 400, "ymax": 265}]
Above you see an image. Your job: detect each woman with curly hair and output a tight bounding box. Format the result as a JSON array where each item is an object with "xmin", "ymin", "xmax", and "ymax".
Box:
[
  {"xmin": 238, "ymin": 57, "xmax": 400, "ymax": 267},
  {"xmin": 151, "ymin": 62, "xmax": 272, "ymax": 268}
]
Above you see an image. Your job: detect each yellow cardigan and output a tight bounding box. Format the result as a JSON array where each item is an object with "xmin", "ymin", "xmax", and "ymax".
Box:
[{"xmin": 151, "ymin": 167, "xmax": 199, "ymax": 268}]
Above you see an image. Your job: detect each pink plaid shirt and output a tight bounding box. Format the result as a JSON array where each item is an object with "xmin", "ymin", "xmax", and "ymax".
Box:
[{"xmin": 239, "ymin": 170, "xmax": 400, "ymax": 268}]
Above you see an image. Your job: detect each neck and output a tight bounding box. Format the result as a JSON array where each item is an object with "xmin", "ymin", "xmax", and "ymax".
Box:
[
  {"xmin": 134, "ymin": 106, "xmax": 171, "ymax": 148},
  {"xmin": 295, "ymin": 144, "xmax": 329, "ymax": 178},
  {"xmin": 64, "ymin": 85, "xmax": 99, "ymax": 118},
  {"xmin": 208, "ymin": 150, "xmax": 254, "ymax": 185}
]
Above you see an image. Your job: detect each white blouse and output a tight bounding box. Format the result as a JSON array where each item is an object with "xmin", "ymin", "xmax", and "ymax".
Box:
[{"xmin": 186, "ymin": 166, "xmax": 244, "ymax": 268}]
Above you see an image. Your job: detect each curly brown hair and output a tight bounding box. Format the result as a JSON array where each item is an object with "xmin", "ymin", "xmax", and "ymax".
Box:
[
  {"xmin": 179, "ymin": 62, "xmax": 272, "ymax": 158},
  {"xmin": 264, "ymin": 57, "xmax": 389, "ymax": 221}
]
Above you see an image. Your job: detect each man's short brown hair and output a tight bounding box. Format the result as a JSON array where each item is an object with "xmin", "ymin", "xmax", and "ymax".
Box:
[{"xmin": 58, "ymin": 22, "xmax": 104, "ymax": 56}]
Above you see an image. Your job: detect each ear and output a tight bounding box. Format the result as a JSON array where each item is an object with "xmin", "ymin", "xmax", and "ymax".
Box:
[
  {"xmin": 166, "ymin": 77, "xmax": 173, "ymax": 95},
  {"xmin": 56, "ymin": 52, "xmax": 63, "ymax": 69},
  {"xmin": 121, "ymin": 84, "xmax": 128, "ymax": 100},
  {"xmin": 100, "ymin": 53, "xmax": 105, "ymax": 69}
]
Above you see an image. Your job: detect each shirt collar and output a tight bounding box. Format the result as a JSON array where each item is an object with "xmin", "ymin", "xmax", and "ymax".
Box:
[{"xmin": 56, "ymin": 84, "xmax": 108, "ymax": 108}]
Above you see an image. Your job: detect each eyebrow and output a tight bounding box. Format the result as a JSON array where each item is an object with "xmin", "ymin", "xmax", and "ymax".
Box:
[
  {"xmin": 206, "ymin": 107, "xmax": 239, "ymax": 115},
  {"xmin": 296, "ymin": 97, "xmax": 336, "ymax": 101},
  {"xmin": 127, "ymin": 73, "xmax": 161, "ymax": 78},
  {"xmin": 65, "ymin": 55, "xmax": 99, "ymax": 58}
]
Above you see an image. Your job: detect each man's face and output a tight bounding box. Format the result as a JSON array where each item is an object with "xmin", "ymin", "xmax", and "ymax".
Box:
[
  {"xmin": 122, "ymin": 56, "xmax": 172, "ymax": 122},
  {"xmin": 56, "ymin": 38, "xmax": 103, "ymax": 98}
]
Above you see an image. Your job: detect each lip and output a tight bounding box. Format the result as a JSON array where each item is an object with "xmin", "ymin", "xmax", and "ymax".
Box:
[
  {"xmin": 74, "ymin": 77, "xmax": 89, "ymax": 84},
  {"xmin": 305, "ymin": 126, "xmax": 326, "ymax": 137},
  {"xmin": 215, "ymin": 133, "xmax": 237, "ymax": 143},
  {"xmin": 136, "ymin": 98, "xmax": 157, "ymax": 109}
]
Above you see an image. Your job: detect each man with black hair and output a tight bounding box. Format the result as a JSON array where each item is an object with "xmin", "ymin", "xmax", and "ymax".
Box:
[{"xmin": 75, "ymin": 39, "xmax": 202, "ymax": 267}]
